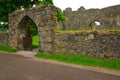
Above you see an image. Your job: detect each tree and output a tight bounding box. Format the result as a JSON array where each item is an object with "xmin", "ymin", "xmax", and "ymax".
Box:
[
  {"xmin": 0, "ymin": 0, "xmax": 66, "ymax": 32},
  {"xmin": 30, "ymin": 20, "xmax": 38, "ymax": 36},
  {"xmin": 42, "ymin": 0, "xmax": 53, "ymax": 5},
  {"xmin": 0, "ymin": 0, "xmax": 32, "ymax": 32},
  {"xmin": 0, "ymin": 0, "xmax": 54, "ymax": 23}
]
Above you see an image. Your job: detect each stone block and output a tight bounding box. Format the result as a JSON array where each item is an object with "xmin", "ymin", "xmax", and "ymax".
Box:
[
  {"xmin": 45, "ymin": 37, "xmax": 52, "ymax": 42},
  {"xmin": 45, "ymin": 26, "xmax": 52, "ymax": 31}
]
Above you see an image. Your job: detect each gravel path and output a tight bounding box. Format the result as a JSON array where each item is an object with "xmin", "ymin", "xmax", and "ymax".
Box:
[
  {"xmin": 13, "ymin": 50, "xmax": 120, "ymax": 76},
  {"xmin": 15, "ymin": 51, "xmax": 38, "ymax": 57},
  {"xmin": 14, "ymin": 48, "xmax": 38, "ymax": 57},
  {"xmin": 0, "ymin": 53, "xmax": 120, "ymax": 80},
  {"xmin": 0, "ymin": 50, "xmax": 120, "ymax": 80}
]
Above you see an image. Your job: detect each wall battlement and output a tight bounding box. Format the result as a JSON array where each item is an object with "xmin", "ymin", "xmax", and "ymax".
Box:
[{"xmin": 58, "ymin": 5, "xmax": 120, "ymax": 30}]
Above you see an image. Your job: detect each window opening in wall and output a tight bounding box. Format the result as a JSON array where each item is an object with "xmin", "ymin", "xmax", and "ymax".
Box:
[
  {"xmin": 90, "ymin": 20, "xmax": 101, "ymax": 30},
  {"xmin": 94, "ymin": 21, "xmax": 101, "ymax": 26}
]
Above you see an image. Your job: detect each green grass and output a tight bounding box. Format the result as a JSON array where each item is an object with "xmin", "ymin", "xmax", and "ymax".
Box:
[
  {"xmin": 32, "ymin": 35, "xmax": 38, "ymax": 49},
  {"xmin": 33, "ymin": 35, "xmax": 120, "ymax": 70},
  {"xmin": 35, "ymin": 53, "xmax": 120, "ymax": 70},
  {"xmin": 0, "ymin": 45, "xmax": 17, "ymax": 52}
]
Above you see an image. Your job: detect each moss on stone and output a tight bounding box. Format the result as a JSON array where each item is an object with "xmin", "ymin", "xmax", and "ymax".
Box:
[
  {"xmin": 0, "ymin": 32, "xmax": 9, "ymax": 34},
  {"xmin": 52, "ymin": 27, "xmax": 120, "ymax": 35}
]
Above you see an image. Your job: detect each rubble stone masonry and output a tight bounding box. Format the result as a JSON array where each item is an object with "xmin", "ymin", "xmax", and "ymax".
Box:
[
  {"xmin": 58, "ymin": 5, "xmax": 120, "ymax": 30},
  {"xmin": 53, "ymin": 31, "xmax": 120, "ymax": 59},
  {"xmin": 0, "ymin": 33, "xmax": 9, "ymax": 45},
  {"xmin": 0, "ymin": 5, "xmax": 120, "ymax": 59}
]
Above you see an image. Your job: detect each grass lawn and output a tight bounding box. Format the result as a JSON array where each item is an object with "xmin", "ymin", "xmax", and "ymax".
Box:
[
  {"xmin": 35, "ymin": 53, "xmax": 120, "ymax": 70},
  {"xmin": 32, "ymin": 35, "xmax": 39, "ymax": 49},
  {"xmin": 33, "ymin": 35, "xmax": 120, "ymax": 70},
  {"xmin": 0, "ymin": 45, "xmax": 17, "ymax": 52}
]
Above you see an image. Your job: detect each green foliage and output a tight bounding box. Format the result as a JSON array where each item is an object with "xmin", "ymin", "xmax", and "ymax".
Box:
[
  {"xmin": 0, "ymin": 0, "xmax": 54, "ymax": 31},
  {"xmin": 0, "ymin": 0, "xmax": 66, "ymax": 33},
  {"xmin": 56, "ymin": 7, "xmax": 66, "ymax": 22},
  {"xmin": 42, "ymin": 0, "xmax": 53, "ymax": 5},
  {"xmin": 0, "ymin": 45, "xmax": 17, "ymax": 52},
  {"xmin": 35, "ymin": 53, "xmax": 120, "ymax": 70},
  {"xmin": 0, "ymin": 0, "xmax": 31, "ymax": 31},
  {"xmin": 29, "ymin": 20, "xmax": 38, "ymax": 36},
  {"xmin": 0, "ymin": 0, "xmax": 31, "ymax": 22},
  {"xmin": 0, "ymin": 25, "xmax": 8, "ymax": 32},
  {"xmin": 0, "ymin": 0, "xmax": 54, "ymax": 21}
]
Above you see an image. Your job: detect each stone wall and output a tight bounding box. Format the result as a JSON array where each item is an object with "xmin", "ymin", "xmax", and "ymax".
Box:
[
  {"xmin": 55, "ymin": 5, "xmax": 120, "ymax": 59},
  {"xmin": 58, "ymin": 5, "xmax": 120, "ymax": 30},
  {"xmin": 0, "ymin": 33, "xmax": 9, "ymax": 45},
  {"xmin": 9, "ymin": 5, "xmax": 57, "ymax": 52},
  {"xmin": 53, "ymin": 31, "xmax": 120, "ymax": 59},
  {"xmin": 8, "ymin": 5, "xmax": 120, "ymax": 59}
]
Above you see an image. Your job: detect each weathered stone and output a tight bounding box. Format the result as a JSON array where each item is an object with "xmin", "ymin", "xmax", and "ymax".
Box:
[
  {"xmin": 8, "ymin": 5, "xmax": 57, "ymax": 52},
  {"xmin": 85, "ymin": 34, "xmax": 94, "ymax": 40},
  {"xmin": 53, "ymin": 32, "xmax": 120, "ymax": 59},
  {"xmin": 0, "ymin": 33, "xmax": 9, "ymax": 45},
  {"xmin": 45, "ymin": 37, "xmax": 52, "ymax": 42},
  {"xmin": 44, "ymin": 26, "xmax": 51, "ymax": 31},
  {"xmin": 58, "ymin": 5, "xmax": 120, "ymax": 30},
  {"xmin": 46, "ymin": 15, "xmax": 52, "ymax": 20}
]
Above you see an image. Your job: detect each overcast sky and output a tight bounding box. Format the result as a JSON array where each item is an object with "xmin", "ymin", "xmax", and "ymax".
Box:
[{"xmin": 53, "ymin": 0, "xmax": 120, "ymax": 11}]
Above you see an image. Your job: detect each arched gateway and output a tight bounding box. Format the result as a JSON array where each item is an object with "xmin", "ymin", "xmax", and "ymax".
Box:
[{"xmin": 8, "ymin": 5, "xmax": 57, "ymax": 53}]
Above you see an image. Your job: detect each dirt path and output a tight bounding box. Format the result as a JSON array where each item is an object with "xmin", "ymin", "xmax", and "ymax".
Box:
[
  {"xmin": 14, "ymin": 51, "xmax": 37, "ymax": 57},
  {"xmin": 0, "ymin": 53, "xmax": 120, "ymax": 80}
]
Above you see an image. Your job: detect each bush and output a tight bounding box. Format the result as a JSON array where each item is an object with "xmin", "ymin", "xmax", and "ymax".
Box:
[{"xmin": 56, "ymin": 7, "xmax": 66, "ymax": 22}]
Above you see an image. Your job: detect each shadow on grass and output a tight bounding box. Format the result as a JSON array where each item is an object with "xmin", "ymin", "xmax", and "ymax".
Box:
[{"xmin": 32, "ymin": 45, "xmax": 38, "ymax": 49}]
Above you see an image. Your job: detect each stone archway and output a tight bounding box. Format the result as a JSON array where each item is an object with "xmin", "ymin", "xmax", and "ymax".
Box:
[
  {"xmin": 18, "ymin": 15, "xmax": 34, "ymax": 51},
  {"xmin": 8, "ymin": 5, "xmax": 57, "ymax": 53}
]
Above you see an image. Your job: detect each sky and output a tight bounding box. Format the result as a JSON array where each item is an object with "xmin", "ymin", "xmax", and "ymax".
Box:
[
  {"xmin": 53, "ymin": 0, "xmax": 120, "ymax": 11},
  {"xmin": 1, "ymin": 0, "xmax": 120, "ymax": 24}
]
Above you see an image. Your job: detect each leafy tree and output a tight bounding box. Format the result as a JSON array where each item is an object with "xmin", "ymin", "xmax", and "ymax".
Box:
[
  {"xmin": 0, "ymin": 0, "xmax": 31, "ymax": 22},
  {"xmin": 0, "ymin": 0, "xmax": 66, "ymax": 32},
  {"xmin": 0, "ymin": 0, "xmax": 32, "ymax": 32},
  {"xmin": 30, "ymin": 20, "xmax": 38, "ymax": 36},
  {"xmin": 0, "ymin": 0, "xmax": 54, "ymax": 24}
]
